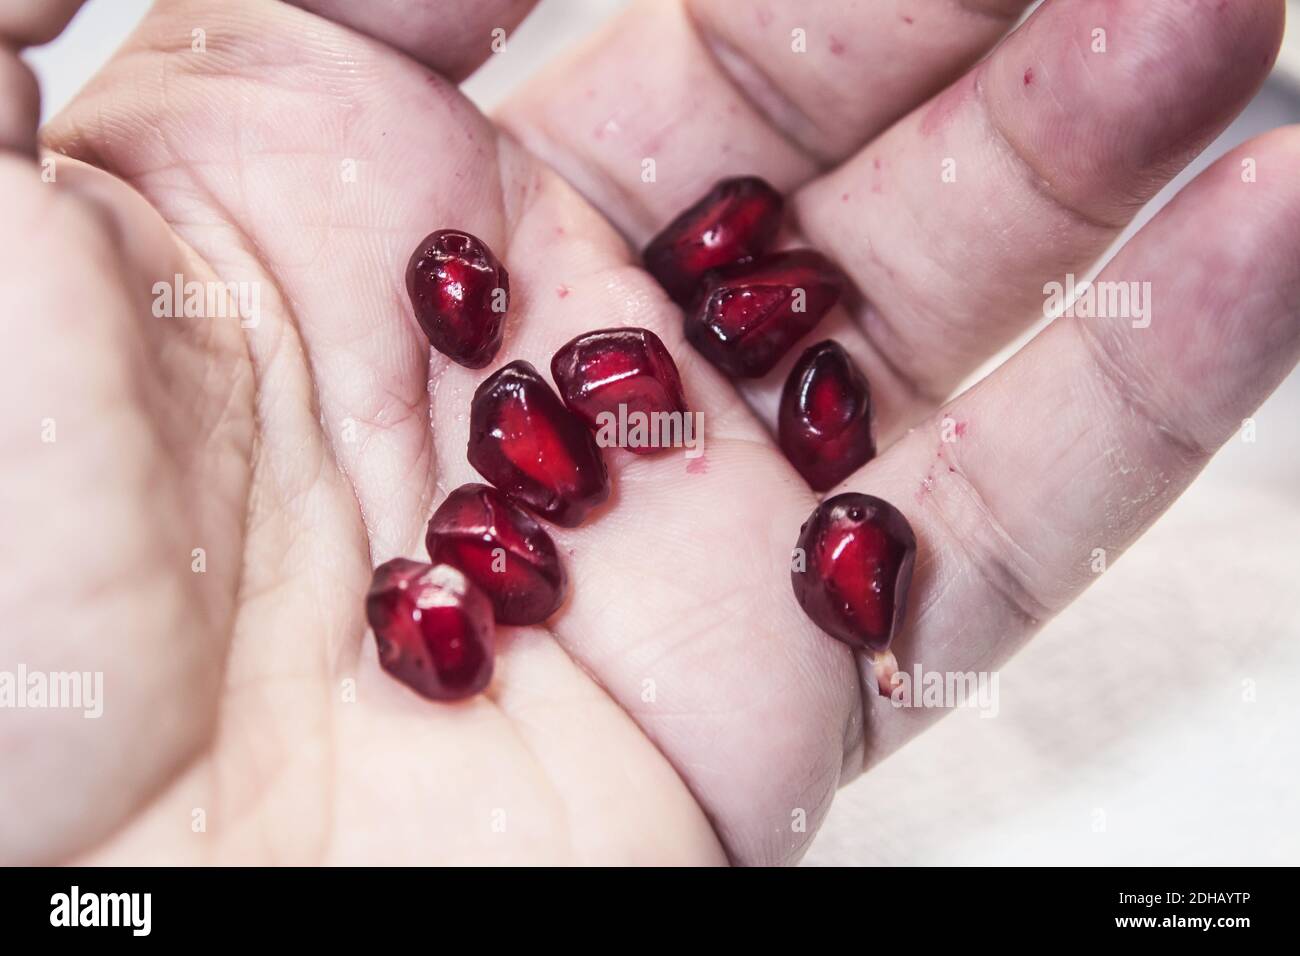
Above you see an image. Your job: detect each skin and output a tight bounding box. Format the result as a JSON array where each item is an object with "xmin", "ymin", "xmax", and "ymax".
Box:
[{"xmin": 0, "ymin": 0, "xmax": 1296, "ymax": 865}]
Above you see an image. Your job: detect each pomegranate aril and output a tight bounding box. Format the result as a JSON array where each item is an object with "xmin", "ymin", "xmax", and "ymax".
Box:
[
  {"xmin": 685, "ymin": 249, "xmax": 844, "ymax": 378},
  {"xmin": 366, "ymin": 559, "xmax": 494, "ymax": 701},
  {"xmin": 405, "ymin": 229, "xmax": 509, "ymax": 368},
  {"xmin": 778, "ymin": 340, "xmax": 876, "ymax": 491},
  {"xmin": 551, "ymin": 327, "xmax": 688, "ymax": 454},
  {"xmin": 468, "ymin": 360, "xmax": 610, "ymax": 527},
  {"xmin": 791, "ymin": 493, "xmax": 916, "ymax": 653},
  {"xmin": 643, "ymin": 176, "xmax": 783, "ymax": 305},
  {"xmin": 426, "ymin": 483, "xmax": 567, "ymax": 625}
]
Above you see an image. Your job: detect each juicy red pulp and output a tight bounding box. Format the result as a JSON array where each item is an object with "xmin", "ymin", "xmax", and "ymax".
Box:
[
  {"xmin": 406, "ymin": 229, "xmax": 509, "ymax": 368},
  {"xmin": 366, "ymin": 559, "xmax": 494, "ymax": 700},
  {"xmin": 551, "ymin": 328, "xmax": 688, "ymax": 453},
  {"xmin": 642, "ymin": 176, "xmax": 784, "ymax": 305},
  {"xmin": 426, "ymin": 483, "xmax": 567, "ymax": 625},
  {"xmin": 779, "ymin": 341, "xmax": 876, "ymax": 491},
  {"xmin": 685, "ymin": 249, "xmax": 844, "ymax": 378},
  {"xmin": 467, "ymin": 361, "xmax": 610, "ymax": 527},
  {"xmin": 791, "ymin": 493, "xmax": 916, "ymax": 653}
]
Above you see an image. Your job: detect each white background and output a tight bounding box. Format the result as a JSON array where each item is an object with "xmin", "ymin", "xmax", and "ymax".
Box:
[{"xmin": 27, "ymin": 0, "xmax": 1300, "ymax": 865}]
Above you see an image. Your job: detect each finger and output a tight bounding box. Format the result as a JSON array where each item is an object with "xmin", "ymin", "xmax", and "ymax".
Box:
[
  {"xmin": 0, "ymin": 148, "xmax": 252, "ymax": 862},
  {"xmin": 796, "ymin": 0, "xmax": 1285, "ymax": 436},
  {"xmin": 43, "ymin": 0, "xmax": 512, "ymax": 558},
  {"xmin": 284, "ymin": 0, "xmax": 539, "ymax": 82},
  {"xmin": 497, "ymin": 0, "xmax": 1033, "ymax": 240},
  {"xmin": 842, "ymin": 127, "xmax": 1300, "ymax": 770},
  {"xmin": 687, "ymin": 0, "xmax": 1034, "ymax": 163},
  {"xmin": 0, "ymin": 0, "xmax": 83, "ymax": 44},
  {"xmin": 0, "ymin": 0, "xmax": 85, "ymax": 154},
  {"xmin": 0, "ymin": 0, "xmax": 249, "ymax": 866}
]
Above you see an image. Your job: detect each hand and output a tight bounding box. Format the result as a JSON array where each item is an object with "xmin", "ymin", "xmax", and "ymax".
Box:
[{"xmin": 3, "ymin": 0, "xmax": 1296, "ymax": 865}]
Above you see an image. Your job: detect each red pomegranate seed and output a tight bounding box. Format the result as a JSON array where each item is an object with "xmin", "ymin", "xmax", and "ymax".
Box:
[
  {"xmin": 467, "ymin": 360, "xmax": 610, "ymax": 527},
  {"xmin": 791, "ymin": 493, "xmax": 916, "ymax": 653},
  {"xmin": 685, "ymin": 249, "xmax": 844, "ymax": 378},
  {"xmin": 406, "ymin": 229, "xmax": 509, "ymax": 368},
  {"xmin": 426, "ymin": 483, "xmax": 567, "ymax": 625},
  {"xmin": 365, "ymin": 559, "xmax": 494, "ymax": 701},
  {"xmin": 550, "ymin": 327, "xmax": 688, "ymax": 454},
  {"xmin": 643, "ymin": 176, "xmax": 783, "ymax": 305},
  {"xmin": 778, "ymin": 340, "xmax": 876, "ymax": 491}
]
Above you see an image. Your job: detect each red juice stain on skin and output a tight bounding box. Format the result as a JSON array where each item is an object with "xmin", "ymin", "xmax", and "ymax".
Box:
[
  {"xmin": 841, "ymin": 192, "xmax": 851, "ymax": 202},
  {"xmin": 829, "ymin": 35, "xmax": 846, "ymax": 56},
  {"xmin": 686, "ymin": 456, "xmax": 708, "ymax": 475},
  {"xmin": 556, "ymin": 285, "xmax": 571, "ymax": 299},
  {"xmin": 915, "ymin": 470, "xmax": 936, "ymax": 504},
  {"xmin": 902, "ymin": 14, "xmax": 915, "ymax": 25},
  {"xmin": 1023, "ymin": 67, "xmax": 1035, "ymax": 86},
  {"xmin": 955, "ymin": 420, "xmax": 968, "ymax": 438}
]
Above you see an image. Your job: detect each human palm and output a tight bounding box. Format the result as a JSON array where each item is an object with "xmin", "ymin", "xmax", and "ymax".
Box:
[{"xmin": 3, "ymin": 0, "xmax": 1297, "ymax": 865}]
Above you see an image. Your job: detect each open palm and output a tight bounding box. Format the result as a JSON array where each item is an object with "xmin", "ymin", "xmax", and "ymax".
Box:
[{"xmin": 3, "ymin": 0, "xmax": 1297, "ymax": 865}]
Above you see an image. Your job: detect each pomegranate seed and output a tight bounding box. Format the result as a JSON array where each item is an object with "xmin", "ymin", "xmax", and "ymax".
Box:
[
  {"xmin": 366, "ymin": 559, "xmax": 494, "ymax": 701},
  {"xmin": 791, "ymin": 493, "xmax": 916, "ymax": 653},
  {"xmin": 426, "ymin": 483, "xmax": 567, "ymax": 625},
  {"xmin": 406, "ymin": 229, "xmax": 509, "ymax": 368},
  {"xmin": 778, "ymin": 340, "xmax": 876, "ymax": 491},
  {"xmin": 643, "ymin": 176, "xmax": 783, "ymax": 305},
  {"xmin": 468, "ymin": 360, "xmax": 610, "ymax": 527},
  {"xmin": 685, "ymin": 249, "xmax": 844, "ymax": 378},
  {"xmin": 551, "ymin": 327, "xmax": 688, "ymax": 454}
]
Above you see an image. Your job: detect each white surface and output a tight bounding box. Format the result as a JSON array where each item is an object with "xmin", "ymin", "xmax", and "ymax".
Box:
[{"xmin": 27, "ymin": 0, "xmax": 1300, "ymax": 866}]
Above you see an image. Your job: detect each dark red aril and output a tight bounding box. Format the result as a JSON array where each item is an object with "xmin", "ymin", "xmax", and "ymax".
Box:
[
  {"xmin": 643, "ymin": 176, "xmax": 783, "ymax": 305},
  {"xmin": 406, "ymin": 229, "xmax": 509, "ymax": 368},
  {"xmin": 365, "ymin": 558, "xmax": 494, "ymax": 701},
  {"xmin": 791, "ymin": 493, "xmax": 916, "ymax": 653},
  {"xmin": 778, "ymin": 340, "xmax": 876, "ymax": 491},
  {"xmin": 685, "ymin": 249, "xmax": 844, "ymax": 378},
  {"xmin": 426, "ymin": 483, "xmax": 567, "ymax": 625},
  {"xmin": 551, "ymin": 327, "xmax": 688, "ymax": 454},
  {"xmin": 467, "ymin": 360, "xmax": 610, "ymax": 527}
]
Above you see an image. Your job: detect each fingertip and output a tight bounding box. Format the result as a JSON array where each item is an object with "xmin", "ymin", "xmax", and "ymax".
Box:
[
  {"xmin": 0, "ymin": 50, "xmax": 40, "ymax": 157},
  {"xmin": 984, "ymin": 0, "xmax": 1285, "ymax": 219}
]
